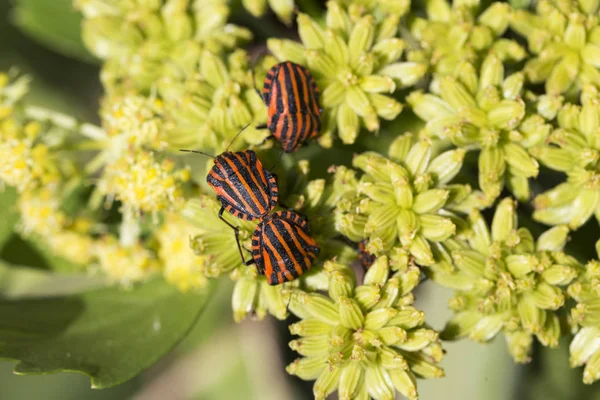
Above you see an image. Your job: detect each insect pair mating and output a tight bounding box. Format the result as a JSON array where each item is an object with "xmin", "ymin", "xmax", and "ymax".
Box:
[
  {"xmin": 184, "ymin": 61, "xmax": 322, "ymax": 285},
  {"xmin": 207, "ymin": 150, "xmax": 320, "ymax": 285}
]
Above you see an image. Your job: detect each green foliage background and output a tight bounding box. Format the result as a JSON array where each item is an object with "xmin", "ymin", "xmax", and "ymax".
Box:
[{"xmin": 1, "ymin": 0, "xmax": 600, "ymax": 399}]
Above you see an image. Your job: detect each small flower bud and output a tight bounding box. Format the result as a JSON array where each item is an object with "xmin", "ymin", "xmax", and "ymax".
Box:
[
  {"xmin": 505, "ymin": 330, "xmax": 533, "ymax": 363},
  {"xmin": 290, "ymin": 335, "xmax": 330, "ymax": 357},
  {"xmin": 348, "ymin": 15, "xmax": 375, "ymax": 63},
  {"xmin": 267, "ymin": 38, "xmax": 306, "ymax": 65},
  {"xmin": 378, "ymin": 326, "xmax": 408, "ymax": 345},
  {"xmin": 427, "ymin": 149, "xmax": 466, "ymax": 185},
  {"xmin": 287, "ymin": 356, "xmax": 328, "ymax": 380},
  {"xmin": 388, "ymin": 133, "xmax": 413, "ymax": 163},
  {"xmin": 365, "ymin": 366, "xmax": 394, "ymax": 400},
  {"xmin": 364, "ymin": 308, "xmax": 398, "ymax": 330},
  {"xmin": 407, "ymin": 91, "xmax": 454, "ymax": 121},
  {"xmin": 298, "ymin": 13, "xmax": 325, "ymax": 49},
  {"xmin": 313, "ymin": 367, "xmax": 342, "ymax": 400},
  {"xmin": 419, "ymin": 214, "xmax": 456, "ymax": 242},
  {"xmin": 389, "ymin": 369, "xmax": 418, "ymax": 400},
  {"xmin": 364, "ymin": 255, "xmax": 390, "ymax": 286},
  {"xmin": 381, "ymin": 61, "xmax": 427, "ymax": 87},
  {"xmin": 468, "ymin": 314, "xmax": 505, "ymax": 342},
  {"xmin": 338, "ymin": 296, "xmax": 365, "ymax": 330},
  {"xmin": 338, "ymin": 362, "xmax": 362, "ymax": 400},
  {"xmin": 491, "ymin": 198, "xmax": 516, "ymax": 243},
  {"xmin": 409, "ymin": 234, "xmax": 435, "ymax": 266},
  {"xmin": 395, "ymin": 328, "xmax": 438, "ymax": 351}
]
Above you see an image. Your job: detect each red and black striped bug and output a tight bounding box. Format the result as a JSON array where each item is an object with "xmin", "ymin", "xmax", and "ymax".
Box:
[
  {"xmin": 251, "ymin": 210, "xmax": 320, "ymax": 285},
  {"xmin": 258, "ymin": 61, "xmax": 321, "ymax": 153},
  {"xmin": 206, "ymin": 150, "xmax": 278, "ymax": 221},
  {"xmin": 358, "ymin": 240, "xmax": 376, "ymax": 270}
]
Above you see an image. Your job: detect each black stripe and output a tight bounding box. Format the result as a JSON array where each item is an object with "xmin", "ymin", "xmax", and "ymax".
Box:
[
  {"xmin": 291, "ymin": 64, "xmax": 308, "ymax": 114},
  {"xmin": 263, "ymin": 66, "xmax": 278, "ymax": 105},
  {"xmin": 283, "ymin": 63, "xmax": 297, "ymax": 114},
  {"xmin": 280, "ymin": 116, "xmax": 290, "ymax": 151},
  {"xmin": 265, "ymin": 220, "xmax": 306, "ymax": 277},
  {"xmin": 269, "ymin": 112, "xmax": 279, "ymax": 134},
  {"xmin": 221, "ymin": 153, "xmax": 269, "ymax": 216},
  {"xmin": 275, "ymin": 67, "xmax": 285, "ymax": 114}
]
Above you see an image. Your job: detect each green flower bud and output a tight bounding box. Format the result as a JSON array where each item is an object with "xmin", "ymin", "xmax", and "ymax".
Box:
[
  {"xmin": 505, "ymin": 330, "xmax": 533, "ymax": 363},
  {"xmin": 469, "ymin": 314, "xmax": 505, "ymax": 342},
  {"xmin": 314, "ymin": 367, "xmax": 342, "ymax": 400},
  {"xmin": 290, "ymin": 319, "xmax": 334, "ymax": 337},
  {"xmin": 407, "ymin": 91, "xmax": 454, "ymax": 121},
  {"xmin": 427, "ymin": 149, "xmax": 466, "ymax": 185},
  {"xmin": 480, "ymin": 54, "xmax": 504, "ymax": 90},
  {"xmin": 338, "ymin": 362, "xmax": 362, "ymax": 400},
  {"xmin": 491, "ymin": 198, "xmax": 516, "ymax": 242},
  {"xmin": 337, "ymin": 103, "xmax": 360, "ymax": 144},
  {"xmin": 298, "ymin": 13, "xmax": 325, "ymax": 49},
  {"xmin": 348, "ymin": 16, "xmax": 375, "ymax": 63},
  {"xmin": 478, "ymin": 147, "xmax": 505, "ymax": 199},
  {"xmin": 388, "ymin": 369, "xmax": 418, "ymax": 400},
  {"xmin": 388, "ymin": 133, "xmax": 414, "ymax": 163},
  {"xmin": 338, "ymin": 296, "xmax": 365, "ymax": 329},
  {"xmin": 412, "ymin": 189, "xmax": 449, "ymax": 214},
  {"xmin": 287, "ymin": 356, "xmax": 328, "ymax": 380},
  {"xmin": 267, "ymin": 38, "xmax": 307, "ymax": 65},
  {"xmin": 420, "ymin": 214, "xmax": 456, "ymax": 241}
]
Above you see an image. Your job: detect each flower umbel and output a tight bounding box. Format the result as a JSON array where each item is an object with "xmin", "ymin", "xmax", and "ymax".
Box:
[
  {"xmin": 269, "ymin": 1, "xmax": 414, "ymax": 145},
  {"xmin": 287, "ymin": 259, "xmax": 443, "ymax": 400},
  {"xmin": 533, "ymin": 87, "xmax": 600, "ymax": 229},
  {"xmin": 431, "ymin": 198, "xmax": 580, "ymax": 362},
  {"xmin": 511, "ymin": 0, "xmax": 600, "ymax": 94},
  {"xmin": 335, "ymin": 137, "xmax": 470, "ymax": 266},
  {"xmin": 408, "ymin": 55, "xmax": 550, "ymax": 201},
  {"xmin": 568, "ymin": 241, "xmax": 600, "ymax": 383}
]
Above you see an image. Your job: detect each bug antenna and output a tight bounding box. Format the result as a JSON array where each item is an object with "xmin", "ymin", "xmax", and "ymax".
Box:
[
  {"xmin": 268, "ymin": 148, "xmax": 285, "ymax": 171},
  {"xmin": 225, "ymin": 123, "xmax": 251, "ymax": 153},
  {"xmin": 179, "ymin": 149, "xmax": 215, "ymax": 159}
]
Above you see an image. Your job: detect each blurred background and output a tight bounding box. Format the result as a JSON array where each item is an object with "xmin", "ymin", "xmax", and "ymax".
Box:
[{"xmin": 1, "ymin": 1, "xmax": 600, "ymax": 399}]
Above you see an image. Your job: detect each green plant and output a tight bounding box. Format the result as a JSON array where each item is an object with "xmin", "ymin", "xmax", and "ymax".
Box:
[{"xmin": 3, "ymin": 0, "xmax": 600, "ymax": 398}]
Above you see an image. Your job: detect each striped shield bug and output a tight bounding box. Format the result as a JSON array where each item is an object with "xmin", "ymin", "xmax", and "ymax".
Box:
[
  {"xmin": 206, "ymin": 150, "xmax": 278, "ymax": 221},
  {"xmin": 259, "ymin": 61, "xmax": 321, "ymax": 153},
  {"xmin": 358, "ymin": 240, "xmax": 376, "ymax": 270},
  {"xmin": 251, "ymin": 210, "xmax": 320, "ymax": 285}
]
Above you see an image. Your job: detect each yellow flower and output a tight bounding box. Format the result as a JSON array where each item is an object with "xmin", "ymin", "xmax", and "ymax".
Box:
[
  {"xmin": 48, "ymin": 231, "xmax": 96, "ymax": 266},
  {"xmin": 18, "ymin": 187, "xmax": 66, "ymax": 236},
  {"xmin": 101, "ymin": 94, "xmax": 167, "ymax": 150},
  {"xmin": 156, "ymin": 213, "xmax": 209, "ymax": 292},
  {"xmin": 94, "ymin": 236, "xmax": 159, "ymax": 286},
  {"xmin": 99, "ymin": 150, "xmax": 190, "ymax": 216}
]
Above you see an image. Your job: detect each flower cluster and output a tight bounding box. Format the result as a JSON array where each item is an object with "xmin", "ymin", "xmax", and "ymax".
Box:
[
  {"xmin": 5, "ymin": 0, "xmax": 600, "ymax": 394},
  {"xmin": 76, "ymin": 0, "xmax": 252, "ymax": 93},
  {"xmin": 569, "ymin": 242, "xmax": 600, "ymax": 384},
  {"xmin": 287, "ymin": 258, "xmax": 443, "ymax": 400},
  {"xmin": 511, "ymin": 0, "xmax": 600, "ymax": 94},
  {"xmin": 408, "ymin": 55, "xmax": 550, "ymax": 202},
  {"xmin": 431, "ymin": 199, "xmax": 580, "ymax": 363},
  {"xmin": 269, "ymin": 2, "xmax": 418, "ymax": 144},
  {"xmin": 335, "ymin": 137, "xmax": 473, "ymax": 266},
  {"xmin": 533, "ymin": 87, "xmax": 600, "ymax": 229},
  {"xmin": 409, "ymin": 1, "xmax": 525, "ymax": 83}
]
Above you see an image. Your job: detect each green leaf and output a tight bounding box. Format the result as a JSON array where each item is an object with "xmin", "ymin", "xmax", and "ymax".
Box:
[
  {"xmin": 0, "ymin": 187, "xmax": 19, "ymax": 251},
  {"xmin": 0, "ymin": 279, "xmax": 214, "ymax": 388},
  {"xmin": 0, "ymin": 263, "xmax": 106, "ymax": 299},
  {"xmin": 11, "ymin": 0, "xmax": 96, "ymax": 63}
]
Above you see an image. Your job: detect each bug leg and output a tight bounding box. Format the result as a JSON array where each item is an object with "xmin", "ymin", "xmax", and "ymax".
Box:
[
  {"xmin": 251, "ymin": 68, "xmax": 264, "ymax": 103},
  {"xmin": 218, "ymin": 207, "xmax": 255, "ymax": 266},
  {"xmin": 256, "ymin": 124, "xmax": 268, "ymax": 130}
]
